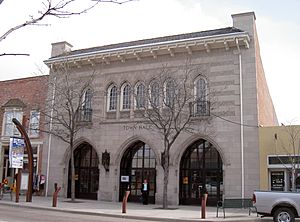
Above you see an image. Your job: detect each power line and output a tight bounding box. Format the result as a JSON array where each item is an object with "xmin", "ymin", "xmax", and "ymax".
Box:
[{"xmin": 211, "ymin": 113, "xmax": 259, "ymax": 128}]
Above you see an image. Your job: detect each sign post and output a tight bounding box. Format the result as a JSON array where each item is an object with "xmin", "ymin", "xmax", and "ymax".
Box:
[{"xmin": 12, "ymin": 118, "xmax": 34, "ymax": 202}]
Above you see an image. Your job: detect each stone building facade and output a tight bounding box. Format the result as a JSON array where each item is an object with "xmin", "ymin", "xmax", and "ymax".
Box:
[
  {"xmin": 0, "ymin": 75, "xmax": 48, "ymax": 189},
  {"xmin": 43, "ymin": 12, "xmax": 277, "ymax": 205}
]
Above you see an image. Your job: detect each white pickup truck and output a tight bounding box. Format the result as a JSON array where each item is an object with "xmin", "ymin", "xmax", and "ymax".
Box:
[{"xmin": 253, "ymin": 190, "xmax": 300, "ymax": 222}]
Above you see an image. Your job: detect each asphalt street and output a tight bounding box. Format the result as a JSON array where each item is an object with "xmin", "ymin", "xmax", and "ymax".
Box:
[
  {"xmin": 0, "ymin": 205, "xmax": 157, "ymax": 222},
  {"xmin": 1, "ymin": 204, "xmax": 300, "ymax": 222}
]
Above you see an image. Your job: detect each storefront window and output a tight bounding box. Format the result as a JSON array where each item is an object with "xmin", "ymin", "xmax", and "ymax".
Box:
[
  {"xmin": 297, "ymin": 177, "xmax": 300, "ymax": 192},
  {"xmin": 288, "ymin": 171, "xmax": 300, "ymax": 192},
  {"xmin": 3, "ymin": 109, "xmax": 22, "ymax": 136}
]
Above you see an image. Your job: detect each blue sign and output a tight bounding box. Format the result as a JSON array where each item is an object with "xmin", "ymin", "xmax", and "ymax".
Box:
[{"xmin": 9, "ymin": 137, "xmax": 25, "ymax": 168}]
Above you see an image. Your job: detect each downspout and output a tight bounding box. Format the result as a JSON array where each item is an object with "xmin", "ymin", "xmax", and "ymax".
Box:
[
  {"xmin": 45, "ymin": 76, "xmax": 56, "ymax": 196},
  {"xmin": 236, "ymin": 38, "xmax": 245, "ymax": 198},
  {"xmin": 0, "ymin": 141, "xmax": 3, "ymax": 181}
]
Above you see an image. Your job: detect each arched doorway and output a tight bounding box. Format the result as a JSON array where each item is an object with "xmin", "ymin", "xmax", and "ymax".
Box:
[
  {"xmin": 68, "ymin": 142, "xmax": 99, "ymax": 200},
  {"xmin": 179, "ymin": 139, "xmax": 223, "ymax": 206},
  {"xmin": 119, "ymin": 141, "xmax": 156, "ymax": 204}
]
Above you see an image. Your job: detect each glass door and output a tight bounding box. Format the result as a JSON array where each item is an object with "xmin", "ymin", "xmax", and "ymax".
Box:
[
  {"xmin": 119, "ymin": 141, "xmax": 156, "ymax": 204},
  {"xmin": 179, "ymin": 139, "xmax": 223, "ymax": 206},
  {"xmin": 68, "ymin": 143, "xmax": 99, "ymax": 200}
]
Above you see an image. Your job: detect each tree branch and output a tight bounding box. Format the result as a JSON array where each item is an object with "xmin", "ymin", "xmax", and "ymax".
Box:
[
  {"xmin": 0, "ymin": 53, "xmax": 30, "ymax": 57},
  {"xmin": 92, "ymin": 0, "xmax": 137, "ymax": 4},
  {"xmin": 0, "ymin": 0, "xmax": 135, "ymax": 43}
]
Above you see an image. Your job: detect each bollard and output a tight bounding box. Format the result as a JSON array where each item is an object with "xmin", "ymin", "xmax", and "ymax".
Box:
[
  {"xmin": 15, "ymin": 170, "xmax": 22, "ymax": 203},
  {"xmin": 201, "ymin": 193, "xmax": 208, "ymax": 219},
  {"xmin": 0, "ymin": 183, "xmax": 3, "ymax": 200},
  {"xmin": 122, "ymin": 190, "xmax": 130, "ymax": 213},
  {"xmin": 52, "ymin": 183, "xmax": 61, "ymax": 207}
]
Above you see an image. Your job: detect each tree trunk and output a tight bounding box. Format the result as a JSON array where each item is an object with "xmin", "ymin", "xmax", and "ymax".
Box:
[
  {"xmin": 162, "ymin": 152, "xmax": 169, "ymax": 209},
  {"xmin": 70, "ymin": 141, "xmax": 76, "ymax": 201},
  {"xmin": 291, "ymin": 168, "xmax": 296, "ymax": 192}
]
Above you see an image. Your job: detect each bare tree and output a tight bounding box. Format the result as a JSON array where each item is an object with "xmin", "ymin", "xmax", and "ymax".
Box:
[
  {"xmin": 274, "ymin": 124, "xmax": 300, "ymax": 192},
  {"xmin": 0, "ymin": 0, "xmax": 135, "ymax": 56},
  {"xmin": 134, "ymin": 61, "xmax": 214, "ymax": 208},
  {"xmin": 41, "ymin": 62, "xmax": 95, "ymax": 201}
]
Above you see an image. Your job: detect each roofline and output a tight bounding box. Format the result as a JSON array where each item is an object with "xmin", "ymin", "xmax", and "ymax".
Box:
[
  {"xmin": 0, "ymin": 75, "xmax": 48, "ymax": 83},
  {"xmin": 45, "ymin": 31, "xmax": 249, "ymax": 65}
]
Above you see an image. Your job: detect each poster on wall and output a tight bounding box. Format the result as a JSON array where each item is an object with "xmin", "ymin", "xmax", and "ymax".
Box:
[
  {"xmin": 271, "ymin": 171, "xmax": 284, "ymax": 191},
  {"xmin": 9, "ymin": 137, "xmax": 25, "ymax": 169},
  {"xmin": 121, "ymin": 176, "xmax": 129, "ymax": 182},
  {"xmin": 21, "ymin": 173, "xmax": 29, "ymax": 190}
]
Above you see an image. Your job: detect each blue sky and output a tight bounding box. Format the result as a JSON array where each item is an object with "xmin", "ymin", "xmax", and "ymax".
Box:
[{"xmin": 0, "ymin": 0, "xmax": 299, "ymax": 124}]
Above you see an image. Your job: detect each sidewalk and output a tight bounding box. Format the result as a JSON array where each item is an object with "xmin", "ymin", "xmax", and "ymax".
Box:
[{"xmin": 0, "ymin": 194, "xmax": 260, "ymax": 222}]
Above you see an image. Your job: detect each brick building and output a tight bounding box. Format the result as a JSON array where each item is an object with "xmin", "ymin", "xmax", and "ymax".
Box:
[
  {"xmin": 0, "ymin": 75, "xmax": 48, "ymax": 189},
  {"xmin": 43, "ymin": 12, "xmax": 277, "ymax": 205}
]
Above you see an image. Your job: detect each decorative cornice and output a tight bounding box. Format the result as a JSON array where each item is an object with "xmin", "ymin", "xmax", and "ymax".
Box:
[{"xmin": 44, "ymin": 32, "xmax": 250, "ymax": 68}]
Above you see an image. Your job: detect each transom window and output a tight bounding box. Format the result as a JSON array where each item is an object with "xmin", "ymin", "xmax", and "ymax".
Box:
[
  {"xmin": 268, "ymin": 155, "xmax": 300, "ymax": 165},
  {"xmin": 131, "ymin": 144, "xmax": 156, "ymax": 169}
]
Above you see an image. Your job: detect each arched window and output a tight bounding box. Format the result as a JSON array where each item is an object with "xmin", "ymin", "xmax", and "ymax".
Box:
[
  {"xmin": 135, "ymin": 83, "xmax": 145, "ymax": 109},
  {"xmin": 79, "ymin": 88, "xmax": 92, "ymax": 121},
  {"xmin": 150, "ymin": 82, "xmax": 159, "ymax": 108},
  {"xmin": 108, "ymin": 85, "xmax": 118, "ymax": 111},
  {"xmin": 83, "ymin": 88, "xmax": 92, "ymax": 110},
  {"xmin": 165, "ymin": 79, "xmax": 175, "ymax": 107},
  {"xmin": 195, "ymin": 77, "xmax": 206, "ymax": 101},
  {"xmin": 121, "ymin": 83, "xmax": 131, "ymax": 110},
  {"xmin": 194, "ymin": 77, "xmax": 208, "ymax": 115}
]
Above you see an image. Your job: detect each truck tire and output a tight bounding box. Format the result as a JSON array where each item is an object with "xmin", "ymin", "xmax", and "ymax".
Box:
[{"xmin": 273, "ymin": 207, "xmax": 295, "ymax": 222}]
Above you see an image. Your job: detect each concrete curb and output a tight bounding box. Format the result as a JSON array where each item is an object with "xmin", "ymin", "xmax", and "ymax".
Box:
[
  {"xmin": 0, "ymin": 201, "xmax": 213, "ymax": 222},
  {"xmin": 0, "ymin": 201, "xmax": 261, "ymax": 222}
]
